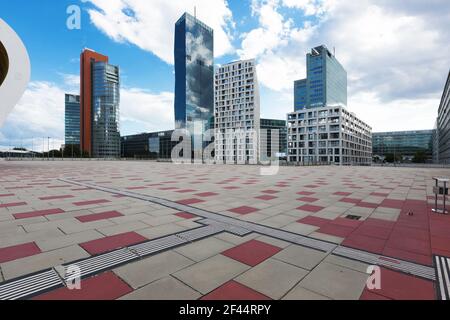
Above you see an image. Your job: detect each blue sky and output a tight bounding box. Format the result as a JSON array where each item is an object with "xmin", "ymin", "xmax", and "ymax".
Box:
[{"xmin": 1, "ymin": 0, "xmax": 449, "ymax": 151}]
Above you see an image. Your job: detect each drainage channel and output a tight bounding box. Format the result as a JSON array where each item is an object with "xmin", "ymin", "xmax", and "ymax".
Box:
[{"xmin": 59, "ymin": 178, "xmax": 436, "ymax": 282}]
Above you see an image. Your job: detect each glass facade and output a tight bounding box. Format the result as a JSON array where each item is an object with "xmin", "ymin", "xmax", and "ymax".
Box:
[
  {"xmin": 437, "ymin": 71, "xmax": 450, "ymax": 163},
  {"xmin": 91, "ymin": 62, "xmax": 121, "ymax": 158},
  {"xmin": 174, "ymin": 13, "xmax": 214, "ymax": 157},
  {"xmin": 260, "ymin": 118, "xmax": 287, "ymax": 161},
  {"xmin": 294, "ymin": 45, "xmax": 347, "ymax": 111},
  {"xmin": 121, "ymin": 130, "xmax": 177, "ymax": 159},
  {"xmin": 64, "ymin": 94, "xmax": 80, "ymax": 145},
  {"xmin": 372, "ymin": 130, "xmax": 434, "ymax": 161}
]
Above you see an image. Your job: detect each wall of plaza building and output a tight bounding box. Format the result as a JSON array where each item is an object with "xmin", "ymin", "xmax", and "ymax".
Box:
[
  {"xmin": 287, "ymin": 105, "xmax": 372, "ymax": 165},
  {"xmin": 260, "ymin": 118, "xmax": 287, "ymax": 161},
  {"xmin": 64, "ymin": 94, "xmax": 80, "ymax": 146},
  {"xmin": 436, "ymin": 70, "xmax": 450, "ymax": 164},
  {"xmin": 372, "ymin": 130, "xmax": 434, "ymax": 162}
]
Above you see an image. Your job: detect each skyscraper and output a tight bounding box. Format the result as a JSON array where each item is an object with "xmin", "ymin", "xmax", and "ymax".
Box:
[
  {"xmin": 80, "ymin": 49, "xmax": 121, "ymax": 158},
  {"xmin": 65, "ymin": 94, "xmax": 80, "ymax": 146},
  {"xmin": 174, "ymin": 12, "xmax": 214, "ymax": 159},
  {"xmin": 294, "ymin": 45, "xmax": 347, "ymax": 110}
]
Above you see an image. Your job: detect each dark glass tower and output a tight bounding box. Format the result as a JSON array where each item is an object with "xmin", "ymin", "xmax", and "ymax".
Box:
[
  {"xmin": 91, "ymin": 62, "xmax": 121, "ymax": 158},
  {"xmin": 174, "ymin": 12, "xmax": 214, "ymax": 157},
  {"xmin": 65, "ymin": 94, "xmax": 80, "ymax": 146},
  {"xmin": 294, "ymin": 45, "xmax": 347, "ymax": 111}
]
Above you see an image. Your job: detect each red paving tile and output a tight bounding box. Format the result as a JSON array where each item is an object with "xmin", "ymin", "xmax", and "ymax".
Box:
[
  {"xmin": 343, "ymin": 234, "xmax": 386, "ymax": 254},
  {"xmin": 222, "ymin": 240, "xmax": 282, "ymax": 267},
  {"xmin": 360, "ymin": 289, "xmax": 392, "ymax": 300},
  {"xmin": 195, "ymin": 192, "xmax": 219, "ymax": 197},
  {"xmin": 175, "ymin": 212, "xmax": 197, "ymax": 219},
  {"xmin": 0, "ymin": 193, "xmax": 14, "ymax": 197},
  {"xmin": 201, "ymin": 281, "xmax": 271, "ymax": 300},
  {"xmin": 297, "ymin": 197, "xmax": 319, "ymax": 203},
  {"xmin": 364, "ymin": 268, "xmax": 435, "ymax": 300},
  {"xmin": 0, "ymin": 202, "xmax": 27, "ymax": 208},
  {"xmin": 353, "ymin": 224, "xmax": 392, "ymax": 240},
  {"xmin": 298, "ymin": 216, "xmax": 330, "ymax": 228},
  {"xmin": 255, "ymin": 195, "xmax": 278, "ymax": 201},
  {"xmin": 13, "ymin": 208, "xmax": 65, "ymax": 220},
  {"xmin": 356, "ymin": 202, "xmax": 378, "ymax": 209},
  {"xmin": 318, "ymin": 223, "xmax": 355, "ymax": 238},
  {"xmin": 0, "ymin": 242, "xmax": 42, "ymax": 263},
  {"xmin": 73, "ymin": 199, "xmax": 111, "ymax": 206},
  {"xmin": 39, "ymin": 195, "xmax": 75, "ymax": 201},
  {"xmin": 296, "ymin": 204, "xmax": 324, "ymax": 213},
  {"xmin": 340, "ymin": 198, "xmax": 361, "ymax": 204},
  {"xmin": 431, "ymin": 235, "xmax": 450, "ymax": 253},
  {"xmin": 333, "ymin": 192, "xmax": 352, "ymax": 196},
  {"xmin": 176, "ymin": 189, "xmax": 197, "ymax": 193},
  {"xmin": 382, "ymin": 247, "xmax": 432, "ymax": 266},
  {"xmin": 385, "ymin": 234, "xmax": 431, "ymax": 256},
  {"xmin": 332, "ymin": 217, "xmax": 363, "ymax": 228},
  {"xmin": 297, "ymin": 191, "xmax": 315, "ymax": 196},
  {"xmin": 80, "ymin": 232, "xmax": 147, "ymax": 255},
  {"xmin": 380, "ymin": 199, "xmax": 404, "ymax": 209},
  {"xmin": 76, "ymin": 211, "xmax": 123, "ymax": 223},
  {"xmin": 261, "ymin": 190, "xmax": 279, "ymax": 194},
  {"xmin": 176, "ymin": 198, "xmax": 205, "ymax": 205},
  {"xmin": 229, "ymin": 206, "xmax": 260, "ymax": 215},
  {"xmin": 33, "ymin": 272, "xmax": 133, "ymax": 300}
]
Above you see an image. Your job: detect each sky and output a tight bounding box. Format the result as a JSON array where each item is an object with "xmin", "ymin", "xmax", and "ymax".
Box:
[{"xmin": 0, "ymin": 0, "xmax": 449, "ymax": 151}]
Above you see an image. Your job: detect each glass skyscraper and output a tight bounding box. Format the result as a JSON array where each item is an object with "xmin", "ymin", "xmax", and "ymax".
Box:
[
  {"xmin": 64, "ymin": 94, "xmax": 80, "ymax": 145},
  {"xmin": 174, "ymin": 12, "xmax": 214, "ymax": 158},
  {"xmin": 294, "ymin": 45, "xmax": 347, "ymax": 110},
  {"xmin": 91, "ymin": 62, "xmax": 121, "ymax": 158}
]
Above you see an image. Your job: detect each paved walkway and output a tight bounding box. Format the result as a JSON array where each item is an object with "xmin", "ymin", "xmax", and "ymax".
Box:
[{"xmin": 0, "ymin": 161, "xmax": 449, "ymax": 300}]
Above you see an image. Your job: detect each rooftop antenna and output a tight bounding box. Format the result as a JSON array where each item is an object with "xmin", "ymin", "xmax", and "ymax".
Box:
[
  {"xmin": 333, "ymin": 46, "xmax": 336, "ymax": 56},
  {"xmin": 194, "ymin": 6, "xmax": 197, "ymax": 19}
]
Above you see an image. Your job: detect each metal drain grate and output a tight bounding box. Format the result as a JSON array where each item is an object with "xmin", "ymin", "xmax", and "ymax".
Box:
[
  {"xmin": 0, "ymin": 270, "xmax": 62, "ymax": 300},
  {"xmin": 435, "ymin": 255, "xmax": 450, "ymax": 300},
  {"xmin": 129, "ymin": 235, "xmax": 187, "ymax": 257},
  {"xmin": 63, "ymin": 248, "xmax": 139, "ymax": 280},
  {"xmin": 333, "ymin": 246, "xmax": 436, "ymax": 281},
  {"xmin": 176, "ymin": 225, "xmax": 224, "ymax": 242},
  {"xmin": 201, "ymin": 219, "xmax": 252, "ymax": 236}
]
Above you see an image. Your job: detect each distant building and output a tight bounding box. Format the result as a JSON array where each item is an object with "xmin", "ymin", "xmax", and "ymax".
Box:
[
  {"xmin": 260, "ymin": 118, "xmax": 287, "ymax": 161},
  {"xmin": 214, "ymin": 59, "xmax": 260, "ymax": 164},
  {"xmin": 287, "ymin": 106, "xmax": 372, "ymax": 165},
  {"xmin": 174, "ymin": 12, "xmax": 214, "ymax": 159},
  {"xmin": 373, "ymin": 130, "xmax": 434, "ymax": 162},
  {"xmin": 294, "ymin": 45, "xmax": 347, "ymax": 111},
  {"xmin": 121, "ymin": 130, "xmax": 176, "ymax": 159},
  {"xmin": 437, "ymin": 70, "xmax": 450, "ymax": 163},
  {"xmin": 80, "ymin": 49, "xmax": 120, "ymax": 158},
  {"xmin": 64, "ymin": 94, "xmax": 80, "ymax": 146}
]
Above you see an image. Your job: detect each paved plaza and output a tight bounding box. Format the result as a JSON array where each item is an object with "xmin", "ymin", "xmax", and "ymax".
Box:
[{"xmin": 0, "ymin": 160, "xmax": 449, "ymax": 300}]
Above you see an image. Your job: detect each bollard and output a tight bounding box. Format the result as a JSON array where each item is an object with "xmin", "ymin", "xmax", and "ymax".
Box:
[{"xmin": 432, "ymin": 177, "xmax": 449, "ymax": 214}]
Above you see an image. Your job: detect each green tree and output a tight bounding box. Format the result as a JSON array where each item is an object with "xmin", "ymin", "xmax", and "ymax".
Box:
[{"xmin": 412, "ymin": 151, "xmax": 427, "ymax": 163}]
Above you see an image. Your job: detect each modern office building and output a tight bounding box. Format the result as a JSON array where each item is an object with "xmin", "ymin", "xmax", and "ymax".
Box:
[
  {"xmin": 437, "ymin": 70, "xmax": 450, "ymax": 163},
  {"xmin": 372, "ymin": 130, "xmax": 434, "ymax": 162},
  {"xmin": 294, "ymin": 45, "xmax": 347, "ymax": 111},
  {"xmin": 260, "ymin": 118, "xmax": 287, "ymax": 161},
  {"xmin": 214, "ymin": 59, "xmax": 260, "ymax": 164},
  {"xmin": 64, "ymin": 94, "xmax": 80, "ymax": 146},
  {"xmin": 174, "ymin": 12, "xmax": 214, "ymax": 159},
  {"xmin": 121, "ymin": 130, "xmax": 176, "ymax": 159},
  {"xmin": 287, "ymin": 106, "xmax": 372, "ymax": 165},
  {"xmin": 80, "ymin": 48, "xmax": 121, "ymax": 158}
]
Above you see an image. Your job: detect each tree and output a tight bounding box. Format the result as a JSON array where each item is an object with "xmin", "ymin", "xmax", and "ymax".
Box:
[
  {"xmin": 385, "ymin": 153, "xmax": 402, "ymax": 163},
  {"xmin": 412, "ymin": 151, "xmax": 427, "ymax": 163}
]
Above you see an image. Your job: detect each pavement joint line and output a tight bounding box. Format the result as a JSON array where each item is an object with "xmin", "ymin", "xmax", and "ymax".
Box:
[{"xmin": 59, "ymin": 178, "xmax": 437, "ymax": 281}]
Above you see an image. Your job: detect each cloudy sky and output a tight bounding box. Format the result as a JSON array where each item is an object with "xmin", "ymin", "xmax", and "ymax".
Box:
[{"xmin": 1, "ymin": 0, "xmax": 449, "ymax": 151}]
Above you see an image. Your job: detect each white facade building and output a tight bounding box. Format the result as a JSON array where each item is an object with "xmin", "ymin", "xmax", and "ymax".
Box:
[
  {"xmin": 214, "ymin": 59, "xmax": 260, "ymax": 164},
  {"xmin": 287, "ymin": 105, "xmax": 372, "ymax": 165}
]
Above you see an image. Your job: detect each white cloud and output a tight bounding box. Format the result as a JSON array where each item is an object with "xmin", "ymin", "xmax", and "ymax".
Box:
[
  {"xmin": 86, "ymin": 0, "xmax": 235, "ymax": 64},
  {"xmin": 238, "ymin": 0, "xmax": 450, "ymax": 130},
  {"xmin": 0, "ymin": 80, "xmax": 175, "ymax": 151}
]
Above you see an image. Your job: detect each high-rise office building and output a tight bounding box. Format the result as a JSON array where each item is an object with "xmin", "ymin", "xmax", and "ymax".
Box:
[
  {"xmin": 437, "ymin": 70, "xmax": 450, "ymax": 163},
  {"xmin": 80, "ymin": 49, "xmax": 121, "ymax": 158},
  {"xmin": 214, "ymin": 59, "xmax": 260, "ymax": 164},
  {"xmin": 65, "ymin": 94, "xmax": 80, "ymax": 146},
  {"xmin": 294, "ymin": 45, "xmax": 347, "ymax": 110},
  {"xmin": 174, "ymin": 12, "xmax": 214, "ymax": 159},
  {"xmin": 260, "ymin": 118, "xmax": 288, "ymax": 161}
]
